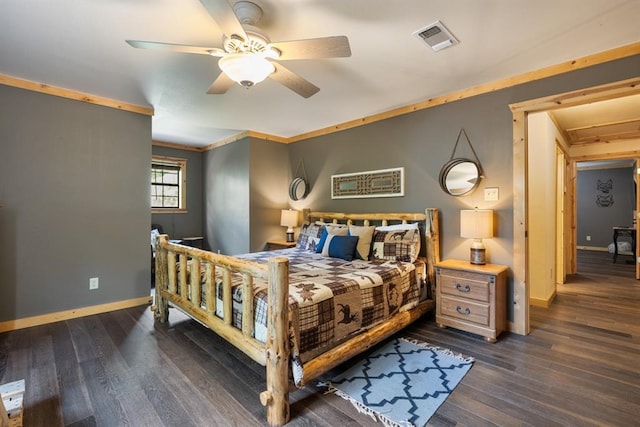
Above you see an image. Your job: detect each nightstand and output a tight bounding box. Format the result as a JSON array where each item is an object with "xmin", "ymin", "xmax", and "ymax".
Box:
[
  {"xmin": 266, "ymin": 240, "xmax": 297, "ymax": 251},
  {"xmin": 181, "ymin": 236, "xmax": 204, "ymax": 249},
  {"xmin": 435, "ymin": 259, "xmax": 508, "ymax": 343}
]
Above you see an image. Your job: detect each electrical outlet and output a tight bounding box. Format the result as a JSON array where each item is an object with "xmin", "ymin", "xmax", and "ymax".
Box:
[
  {"xmin": 89, "ymin": 277, "xmax": 99, "ymax": 290},
  {"xmin": 586, "ymin": 235, "xmax": 591, "ymax": 241}
]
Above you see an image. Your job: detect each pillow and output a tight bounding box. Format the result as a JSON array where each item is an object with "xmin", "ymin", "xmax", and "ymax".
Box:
[
  {"xmin": 315, "ymin": 225, "xmax": 348, "ymax": 253},
  {"xmin": 321, "ymin": 227, "xmax": 350, "ymax": 256},
  {"xmin": 375, "ymin": 222, "xmax": 419, "ymax": 231},
  {"xmin": 151, "ymin": 229, "xmax": 160, "ymax": 250},
  {"xmin": 348, "ymin": 225, "xmax": 376, "ymax": 260},
  {"xmin": 315, "ymin": 220, "xmax": 345, "ymax": 226},
  {"xmin": 322, "ymin": 235, "xmax": 359, "ymax": 261},
  {"xmin": 296, "ymin": 223, "xmax": 325, "ymax": 252},
  {"xmin": 370, "ymin": 228, "xmax": 421, "ymax": 263}
]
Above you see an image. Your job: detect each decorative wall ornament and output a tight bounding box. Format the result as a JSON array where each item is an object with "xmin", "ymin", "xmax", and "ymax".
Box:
[
  {"xmin": 331, "ymin": 167, "xmax": 404, "ymax": 199},
  {"xmin": 595, "ymin": 178, "xmax": 614, "ymax": 207},
  {"xmin": 439, "ymin": 128, "xmax": 484, "ymax": 196},
  {"xmin": 289, "ymin": 158, "xmax": 309, "ymax": 201}
]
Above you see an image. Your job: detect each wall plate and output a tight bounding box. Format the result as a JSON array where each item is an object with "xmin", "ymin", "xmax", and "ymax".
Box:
[{"xmin": 484, "ymin": 187, "xmax": 499, "ymax": 201}]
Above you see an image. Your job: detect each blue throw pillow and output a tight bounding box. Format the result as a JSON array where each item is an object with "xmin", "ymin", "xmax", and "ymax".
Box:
[
  {"xmin": 325, "ymin": 235, "xmax": 359, "ymax": 261},
  {"xmin": 315, "ymin": 228, "xmax": 329, "ymax": 253},
  {"xmin": 315, "ymin": 225, "xmax": 348, "ymax": 253}
]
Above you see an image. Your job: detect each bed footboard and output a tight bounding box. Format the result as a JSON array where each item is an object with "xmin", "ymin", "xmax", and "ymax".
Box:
[{"xmin": 154, "ymin": 237, "xmax": 291, "ymax": 426}]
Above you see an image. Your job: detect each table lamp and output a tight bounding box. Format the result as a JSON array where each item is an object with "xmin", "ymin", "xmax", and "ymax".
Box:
[
  {"xmin": 460, "ymin": 209, "xmax": 493, "ymax": 265},
  {"xmin": 280, "ymin": 209, "xmax": 299, "ymax": 242}
]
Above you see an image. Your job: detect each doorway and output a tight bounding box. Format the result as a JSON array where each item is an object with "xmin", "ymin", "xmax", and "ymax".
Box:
[
  {"xmin": 574, "ymin": 159, "xmax": 637, "ymax": 276},
  {"xmin": 510, "ymin": 77, "xmax": 640, "ymax": 335}
]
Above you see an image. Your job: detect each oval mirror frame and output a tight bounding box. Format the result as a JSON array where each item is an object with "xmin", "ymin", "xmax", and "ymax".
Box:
[
  {"xmin": 439, "ymin": 158, "xmax": 481, "ymax": 196},
  {"xmin": 289, "ymin": 177, "xmax": 309, "ymax": 201}
]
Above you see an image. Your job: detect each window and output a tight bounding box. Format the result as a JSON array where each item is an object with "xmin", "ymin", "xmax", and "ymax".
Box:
[{"xmin": 151, "ymin": 156, "xmax": 187, "ymax": 213}]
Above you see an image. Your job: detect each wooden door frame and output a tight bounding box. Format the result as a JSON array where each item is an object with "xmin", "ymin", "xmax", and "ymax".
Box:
[
  {"xmin": 510, "ymin": 77, "xmax": 640, "ymax": 335},
  {"xmin": 555, "ymin": 145, "xmax": 567, "ymax": 285}
]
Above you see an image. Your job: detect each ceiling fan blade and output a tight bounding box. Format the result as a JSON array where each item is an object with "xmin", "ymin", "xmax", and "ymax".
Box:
[
  {"xmin": 126, "ymin": 40, "xmax": 225, "ymax": 56},
  {"xmin": 270, "ymin": 36, "xmax": 351, "ymax": 60},
  {"xmin": 199, "ymin": 0, "xmax": 247, "ymax": 41},
  {"xmin": 206, "ymin": 72, "xmax": 235, "ymax": 94},
  {"xmin": 270, "ymin": 62, "xmax": 319, "ymax": 98}
]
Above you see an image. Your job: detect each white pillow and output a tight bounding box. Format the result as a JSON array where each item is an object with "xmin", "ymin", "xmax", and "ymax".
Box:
[
  {"xmin": 348, "ymin": 225, "xmax": 376, "ymax": 260},
  {"xmin": 375, "ymin": 222, "xmax": 419, "ymax": 231},
  {"xmin": 315, "ymin": 220, "xmax": 347, "ymax": 228},
  {"xmin": 151, "ymin": 229, "xmax": 160, "ymax": 249}
]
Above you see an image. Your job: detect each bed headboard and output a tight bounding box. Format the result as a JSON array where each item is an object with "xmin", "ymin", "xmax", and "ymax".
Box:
[{"xmin": 302, "ymin": 208, "xmax": 440, "ymax": 294}]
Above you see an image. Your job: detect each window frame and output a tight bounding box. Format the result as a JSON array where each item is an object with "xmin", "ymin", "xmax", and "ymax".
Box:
[{"xmin": 151, "ymin": 155, "xmax": 187, "ymax": 214}]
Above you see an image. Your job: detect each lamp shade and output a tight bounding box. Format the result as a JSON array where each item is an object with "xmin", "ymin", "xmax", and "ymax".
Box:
[
  {"xmin": 219, "ymin": 53, "xmax": 275, "ymax": 87},
  {"xmin": 460, "ymin": 209, "xmax": 493, "ymax": 239},
  {"xmin": 281, "ymin": 209, "xmax": 299, "ymax": 243},
  {"xmin": 280, "ymin": 209, "xmax": 299, "ymax": 228}
]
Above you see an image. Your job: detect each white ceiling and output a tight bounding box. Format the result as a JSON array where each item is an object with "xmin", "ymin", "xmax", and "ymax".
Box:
[
  {"xmin": 1, "ymin": 0, "xmax": 639, "ymax": 148},
  {"xmin": 551, "ymin": 94, "xmax": 640, "ymax": 145}
]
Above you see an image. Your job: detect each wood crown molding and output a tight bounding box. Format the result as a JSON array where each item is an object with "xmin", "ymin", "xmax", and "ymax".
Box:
[
  {"xmin": 153, "ymin": 140, "xmax": 205, "ymax": 152},
  {"xmin": 3, "ymin": 41, "xmax": 637, "ymax": 150},
  {"xmin": 155, "ymin": 131, "xmax": 293, "ymax": 152},
  {"xmin": 201, "ymin": 41, "xmax": 640, "ymax": 150},
  {"xmin": 201, "ymin": 131, "xmax": 292, "ymax": 151},
  {"xmin": 0, "ymin": 74, "xmax": 154, "ymax": 116},
  {"xmin": 510, "ymin": 76, "xmax": 640, "ymax": 113}
]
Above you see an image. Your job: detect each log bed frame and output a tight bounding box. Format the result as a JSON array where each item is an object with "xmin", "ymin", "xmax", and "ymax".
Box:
[{"xmin": 153, "ymin": 208, "xmax": 440, "ymax": 426}]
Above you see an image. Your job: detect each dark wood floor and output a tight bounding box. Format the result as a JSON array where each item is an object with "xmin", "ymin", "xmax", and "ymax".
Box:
[
  {"xmin": 1, "ymin": 251, "xmax": 638, "ymax": 426},
  {"xmin": 576, "ymin": 248, "xmax": 636, "ymax": 277}
]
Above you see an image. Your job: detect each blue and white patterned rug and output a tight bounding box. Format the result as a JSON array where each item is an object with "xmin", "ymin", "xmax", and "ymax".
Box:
[{"xmin": 325, "ymin": 337, "xmax": 474, "ymax": 427}]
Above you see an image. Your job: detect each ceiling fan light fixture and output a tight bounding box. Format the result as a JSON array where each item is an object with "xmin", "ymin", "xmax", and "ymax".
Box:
[{"xmin": 219, "ymin": 54, "xmax": 275, "ymax": 88}]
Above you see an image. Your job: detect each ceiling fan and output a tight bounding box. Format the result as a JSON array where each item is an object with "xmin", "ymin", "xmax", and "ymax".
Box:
[{"xmin": 126, "ymin": 0, "xmax": 351, "ymax": 98}]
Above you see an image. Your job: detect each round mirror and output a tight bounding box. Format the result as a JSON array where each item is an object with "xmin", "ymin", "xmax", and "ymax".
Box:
[
  {"xmin": 439, "ymin": 158, "xmax": 481, "ymax": 196},
  {"xmin": 289, "ymin": 177, "xmax": 308, "ymax": 201}
]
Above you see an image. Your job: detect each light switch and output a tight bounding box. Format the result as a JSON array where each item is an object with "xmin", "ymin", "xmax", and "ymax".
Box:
[{"xmin": 484, "ymin": 187, "xmax": 499, "ymax": 201}]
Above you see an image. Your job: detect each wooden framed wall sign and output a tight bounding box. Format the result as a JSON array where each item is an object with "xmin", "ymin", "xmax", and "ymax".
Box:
[{"xmin": 331, "ymin": 167, "xmax": 405, "ymax": 199}]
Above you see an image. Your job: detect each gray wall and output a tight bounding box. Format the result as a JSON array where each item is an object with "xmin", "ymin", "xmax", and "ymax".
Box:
[
  {"xmin": 287, "ymin": 92, "xmax": 514, "ymax": 267},
  {"xmin": 249, "ymin": 139, "xmax": 291, "ymax": 251},
  {"xmin": 5, "ymin": 53, "xmax": 637, "ymax": 324},
  {"xmin": 199, "ymin": 54, "xmax": 640, "ymax": 273},
  {"xmin": 151, "ymin": 145, "xmax": 204, "ymax": 242},
  {"xmin": 203, "ymin": 138, "xmax": 291, "ymax": 254},
  {"xmin": 577, "ymin": 167, "xmax": 636, "ymax": 247},
  {"xmin": 287, "ymin": 55, "xmax": 640, "ymax": 275},
  {"xmin": 203, "ymin": 138, "xmax": 251, "ymax": 255},
  {"xmin": 0, "ymin": 85, "xmax": 151, "ymax": 322}
]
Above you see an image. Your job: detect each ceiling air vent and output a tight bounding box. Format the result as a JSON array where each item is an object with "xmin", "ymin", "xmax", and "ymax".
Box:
[{"xmin": 413, "ymin": 20, "xmax": 459, "ymax": 52}]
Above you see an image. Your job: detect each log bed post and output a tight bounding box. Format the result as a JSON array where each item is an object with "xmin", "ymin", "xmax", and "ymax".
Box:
[
  {"xmin": 262, "ymin": 256, "xmax": 290, "ymax": 427},
  {"xmin": 154, "ymin": 235, "xmax": 169, "ymax": 323},
  {"xmin": 425, "ymin": 208, "xmax": 440, "ymax": 297}
]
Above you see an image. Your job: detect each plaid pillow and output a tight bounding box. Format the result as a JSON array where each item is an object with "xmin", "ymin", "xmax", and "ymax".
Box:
[
  {"xmin": 370, "ymin": 228, "xmax": 421, "ymax": 262},
  {"xmin": 296, "ymin": 223, "xmax": 326, "ymax": 252}
]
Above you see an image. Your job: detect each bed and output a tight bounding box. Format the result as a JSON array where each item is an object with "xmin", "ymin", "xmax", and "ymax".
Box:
[{"xmin": 153, "ymin": 208, "xmax": 440, "ymax": 426}]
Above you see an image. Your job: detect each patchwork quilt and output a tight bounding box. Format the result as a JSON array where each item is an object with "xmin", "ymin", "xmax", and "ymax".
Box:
[{"xmin": 181, "ymin": 248, "xmax": 425, "ymax": 386}]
